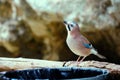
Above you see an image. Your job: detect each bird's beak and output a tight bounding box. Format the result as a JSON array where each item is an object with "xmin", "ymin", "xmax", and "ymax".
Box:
[{"xmin": 63, "ymin": 21, "xmax": 71, "ymax": 31}]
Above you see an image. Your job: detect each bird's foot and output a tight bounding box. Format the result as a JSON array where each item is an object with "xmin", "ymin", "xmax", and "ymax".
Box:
[{"xmin": 63, "ymin": 61, "xmax": 80, "ymax": 67}]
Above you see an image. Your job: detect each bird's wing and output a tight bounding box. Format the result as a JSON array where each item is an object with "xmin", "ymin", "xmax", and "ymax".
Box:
[
  {"xmin": 82, "ymin": 43, "xmax": 93, "ymax": 49},
  {"xmin": 80, "ymin": 35, "xmax": 93, "ymax": 49}
]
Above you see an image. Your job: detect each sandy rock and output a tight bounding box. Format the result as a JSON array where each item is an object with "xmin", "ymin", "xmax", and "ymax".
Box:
[
  {"xmin": 26, "ymin": 0, "xmax": 120, "ymax": 28},
  {"xmin": 0, "ymin": 19, "xmax": 32, "ymax": 57}
]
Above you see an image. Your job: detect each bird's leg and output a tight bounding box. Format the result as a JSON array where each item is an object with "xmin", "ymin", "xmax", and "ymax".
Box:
[
  {"xmin": 76, "ymin": 56, "xmax": 81, "ymax": 62},
  {"xmin": 64, "ymin": 56, "xmax": 86, "ymax": 67},
  {"xmin": 64, "ymin": 56, "xmax": 81, "ymax": 67},
  {"xmin": 76, "ymin": 56, "xmax": 81, "ymax": 66},
  {"xmin": 77, "ymin": 56, "xmax": 86, "ymax": 65},
  {"xmin": 80, "ymin": 56, "xmax": 86, "ymax": 62}
]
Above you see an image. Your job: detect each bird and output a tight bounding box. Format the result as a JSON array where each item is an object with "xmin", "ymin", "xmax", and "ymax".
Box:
[{"xmin": 63, "ymin": 21, "xmax": 106, "ymax": 65}]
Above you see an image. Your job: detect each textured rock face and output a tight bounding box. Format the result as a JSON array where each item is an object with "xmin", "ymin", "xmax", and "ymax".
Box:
[
  {"xmin": 26, "ymin": 0, "xmax": 120, "ymax": 28},
  {"xmin": 0, "ymin": 19, "xmax": 32, "ymax": 56},
  {"xmin": 0, "ymin": 0, "xmax": 120, "ymax": 63}
]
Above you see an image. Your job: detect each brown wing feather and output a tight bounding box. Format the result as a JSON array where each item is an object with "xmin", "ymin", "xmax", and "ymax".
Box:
[{"xmin": 80, "ymin": 35, "xmax": 92, "ymax": 49}]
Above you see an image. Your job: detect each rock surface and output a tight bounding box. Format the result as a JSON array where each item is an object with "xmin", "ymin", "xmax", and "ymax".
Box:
[
  {"xmin": 26, "ymin": 0, "xmax": 120, "ymax": 28},
  {"xmin": 0, "ymin": 57, "xmax": 120, "ymax": 79}
]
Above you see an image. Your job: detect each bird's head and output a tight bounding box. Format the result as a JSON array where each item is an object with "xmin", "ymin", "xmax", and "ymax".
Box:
[{"xmin": 63, "ymin": 21, "xmax": 79, "ymax": 32}]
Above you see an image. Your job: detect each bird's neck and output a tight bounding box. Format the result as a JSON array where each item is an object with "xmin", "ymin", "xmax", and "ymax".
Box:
[{"xmin": 68, "ymin": 27, "xmax": 81, "ymax": 38}]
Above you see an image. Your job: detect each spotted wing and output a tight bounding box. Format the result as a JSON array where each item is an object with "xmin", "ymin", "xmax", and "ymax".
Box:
[{"xmin": 80, "ymin": 35, "xmax": 93, "ymax": 49}]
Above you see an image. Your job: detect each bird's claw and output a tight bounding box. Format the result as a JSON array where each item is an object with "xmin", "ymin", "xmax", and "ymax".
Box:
[{"xmin": 63, "ymin": 61, "xmax": 80, "ymax": 67}]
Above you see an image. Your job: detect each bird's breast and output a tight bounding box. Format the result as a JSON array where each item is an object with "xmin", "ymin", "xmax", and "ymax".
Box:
[{"xmin": 66, "ymin": 35, "xmax": 90, "ymax": 56}]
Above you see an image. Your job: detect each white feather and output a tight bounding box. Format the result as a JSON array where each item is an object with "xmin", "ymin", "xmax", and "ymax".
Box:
[{"xmin": 90, "ymin": 49, "xmax": 106, "ymax": 59}]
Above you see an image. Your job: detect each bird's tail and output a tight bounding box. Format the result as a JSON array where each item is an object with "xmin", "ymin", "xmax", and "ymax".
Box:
[{"xmin": 90, "ymin": 49, "xmax": 106, "ymax": 59}]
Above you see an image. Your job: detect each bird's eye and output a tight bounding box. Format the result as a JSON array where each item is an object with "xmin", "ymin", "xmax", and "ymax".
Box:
[{"xmin": 70, "ymin": 24, "xmax": 74, "ymax": 27}]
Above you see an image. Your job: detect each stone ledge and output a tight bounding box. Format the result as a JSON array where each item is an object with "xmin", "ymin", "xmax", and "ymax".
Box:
[{"xmin": 0, "ymin": 57, "xmax": 120, "ymax": 79}]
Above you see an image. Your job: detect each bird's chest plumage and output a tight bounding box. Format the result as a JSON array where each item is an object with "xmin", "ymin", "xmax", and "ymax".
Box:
[{"xmin": 66, "ymin": 35, "xmax": 90, "ymax": 56}]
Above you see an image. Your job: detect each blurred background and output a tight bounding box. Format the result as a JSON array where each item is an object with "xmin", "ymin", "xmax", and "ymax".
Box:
[{"xmin": 0, "ymin": 0, "xmax": 120, "ymax": 64}]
